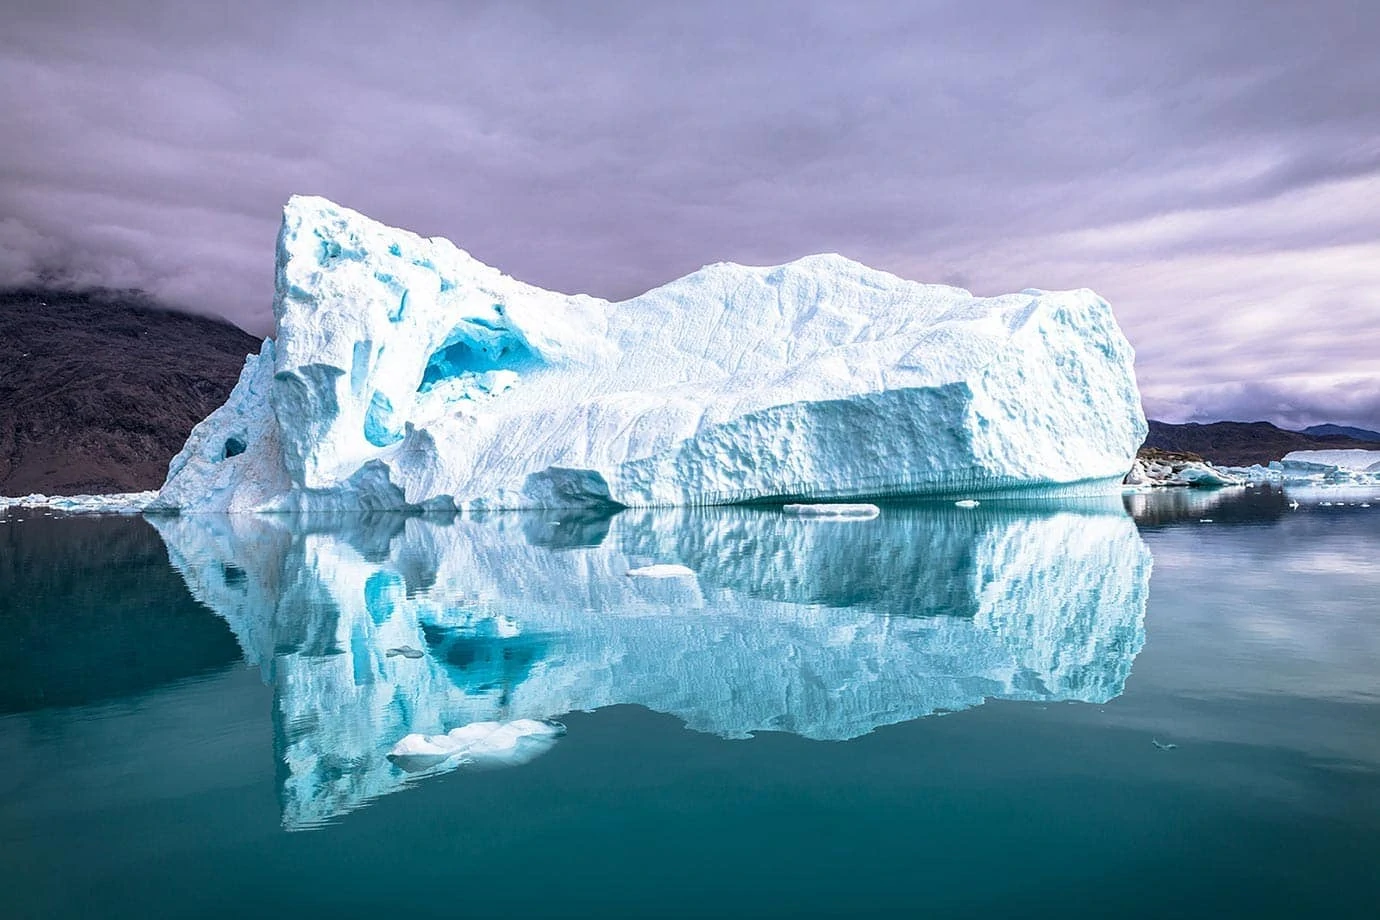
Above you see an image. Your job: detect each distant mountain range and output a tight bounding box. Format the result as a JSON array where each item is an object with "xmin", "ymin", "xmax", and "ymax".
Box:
[
  {"xmin": 0, "ymin": 289, "xmax": 260, "ymax": 494},
  {"xmin": 1143, "ymin": 420, "xmax": 1376, "ymax": 467},
  {"xmin": 1300, "ymin": 423, "xmax": 1380, "ymax": 442},
  {"xmin": 0, "ymin": 288, "xmax": 1375, "ymax": 493}
]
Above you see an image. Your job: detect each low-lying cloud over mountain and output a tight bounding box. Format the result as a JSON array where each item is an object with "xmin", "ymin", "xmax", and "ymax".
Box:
[{"xmin": 2, "ymin": 0, "xmax": 1377, "ymax": 428}]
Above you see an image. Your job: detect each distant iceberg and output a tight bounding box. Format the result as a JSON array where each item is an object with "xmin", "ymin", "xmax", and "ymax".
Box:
[
  {"xmin": 151, "ymin": 500, "xmax": 1150, "ymax": 829},
  {"xmin": 1211, "ymin": 449, "xmax": 1380, "ymax": 487},
  {"xmin": 0, "ymin": 491, "xmax": 157, "ymax": 514},
  {"xmin": 1281, "ymin": 449, "xmax": 1380, "ymax": 473},
  {"xmin": 151, "ymin": 196, "xmax": 1147, "ymax": 512}
]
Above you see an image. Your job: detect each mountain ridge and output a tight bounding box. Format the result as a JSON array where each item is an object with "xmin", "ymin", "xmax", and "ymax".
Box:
[
  {"xmin": 1301, "ymin": 423, "xmax": 1380, "ymax": 443},
  {"xmin": 0, "ymin": 288, "xmax": 261, "ymax": 494},
  {"xmin": 1143, "ymin": 420, "xmax": 1375, "ymax": 467}
]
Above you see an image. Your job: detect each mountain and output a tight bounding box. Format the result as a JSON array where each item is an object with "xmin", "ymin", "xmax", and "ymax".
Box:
[
  {"xmin": 1302, "ymin": 424, "xmax": 1380, "ymax": 443},
  {"xmin": 0, "ymin": 289, "xmax": 260, "ymax": 495},
  {"xmin": 1143, "ymin": 420, "xmax": 1375, "ymax": 467}
]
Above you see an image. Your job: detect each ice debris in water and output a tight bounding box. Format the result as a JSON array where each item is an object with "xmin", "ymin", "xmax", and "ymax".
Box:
[
  {"xmin": 389, "ymin": 719, "xmax": 565, "ymax": 771},
  {"xmin": 151, "ymin": 195, "xmax": 1147, "ymax": 512},
  {"xmin": 0, "ymin": 491, "xmax": 157, "ymax": 514},
  {"xmin": 782, "ymin": 503, "xmax": 880, "ymax": 518},
  {"xmin": 626, "ymin": 564, "xmax": 696, "ymax": 578}
]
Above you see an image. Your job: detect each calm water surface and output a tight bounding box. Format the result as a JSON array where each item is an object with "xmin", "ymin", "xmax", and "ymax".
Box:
[{"xmin": 1, "ymin": 488, "xmax": 1377, "ymax": 918}]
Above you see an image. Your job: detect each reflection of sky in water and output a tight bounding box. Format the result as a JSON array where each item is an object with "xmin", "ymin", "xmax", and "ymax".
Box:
[{"xmin": 152, "ymin": 499, "xmax": 1150, "ymax": 829}]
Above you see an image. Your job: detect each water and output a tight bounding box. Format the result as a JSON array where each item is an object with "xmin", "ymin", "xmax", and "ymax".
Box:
[{"xmin": 1, "ymin": 488, "xmax": 1377, "ymax": 918}]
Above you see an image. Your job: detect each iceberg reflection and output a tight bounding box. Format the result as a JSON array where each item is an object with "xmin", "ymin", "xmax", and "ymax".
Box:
[{"xmin": 151, "ymin": 499, "xmax": 1150, "ymax": 829}]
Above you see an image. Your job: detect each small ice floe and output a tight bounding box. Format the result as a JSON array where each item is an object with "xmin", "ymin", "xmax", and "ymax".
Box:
[
  {"xmin": 781, "ymin": 502, "xmax": 880, "ymax": 519},
  {"xmin": 385, "ymin": 646, "xmax": 426, "ymax": 659},
  {"xmin": 389, "ymin": 719, "xmax": 565, "ymax": 772},
  {"xmin": 626, "ymin": 563, "xmax": 696, "ymax": 578},
  {"xmin": 1151, "ymin": 739, "xmax": 1178, "ymax": 751},
  {"xmin": 954, "ymin": 499, "xmax": 980, "ymax": 509}
]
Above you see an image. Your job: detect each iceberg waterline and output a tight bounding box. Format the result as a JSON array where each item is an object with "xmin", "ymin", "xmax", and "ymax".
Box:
[{"xmin": 150, "ymin": 195, "xmax": 1147, "ymax": 513}]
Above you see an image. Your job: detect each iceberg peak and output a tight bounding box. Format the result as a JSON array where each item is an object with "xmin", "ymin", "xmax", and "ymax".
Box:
[{"xmin": 153, "ymin": 196, "xmax": 1146, "ymax": 512}]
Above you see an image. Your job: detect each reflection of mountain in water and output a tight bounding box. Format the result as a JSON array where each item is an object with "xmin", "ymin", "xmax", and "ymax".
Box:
[{"xmin": 151, "ymin": 500, "xmax": 1151, "ymax": 829}]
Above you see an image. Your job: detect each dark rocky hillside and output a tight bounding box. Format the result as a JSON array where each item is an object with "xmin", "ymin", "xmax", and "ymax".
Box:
[
  {"xmin": 1144, "ymin": 420, "xmax": 1374, "ymax": 467},
  {"xmin": 0, "ymin": 289, "xmax": 260, "ymax": 494},
  {"xmin": 1301, "ymin": 423, "xmax": 1380, "ymax": 442}
]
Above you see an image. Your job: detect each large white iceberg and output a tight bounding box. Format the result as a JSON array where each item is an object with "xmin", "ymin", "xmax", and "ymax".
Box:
[{"xmin": 152, "ymin": 196, "xmax": 1146, "ymax": 512}]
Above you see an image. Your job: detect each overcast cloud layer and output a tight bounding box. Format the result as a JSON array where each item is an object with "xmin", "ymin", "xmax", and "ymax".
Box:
[{"xmin": 2, "ymin": 0, "xmax": 1378, "ymax": 428}]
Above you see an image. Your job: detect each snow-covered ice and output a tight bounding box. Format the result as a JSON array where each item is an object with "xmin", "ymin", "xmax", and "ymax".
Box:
[
  {"xmin": 626, "ymin": 563, "xmax": 696, "ymax": 578},
  {"xmin": 152, "ymin": 196, "xmax": 1147, "ymax": 513},
  {"xmin": 389, "ymin": 719, "xmax": 564, "ymax": 771}
]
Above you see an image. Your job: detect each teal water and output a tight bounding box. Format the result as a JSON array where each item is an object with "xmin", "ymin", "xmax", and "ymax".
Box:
[{"xmin": 0, "ymin": 488, "xmax": 1376, "ymax": 918}]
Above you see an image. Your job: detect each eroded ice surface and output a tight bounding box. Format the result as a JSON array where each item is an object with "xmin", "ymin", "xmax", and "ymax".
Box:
[
  {"xmin": 150, "ymin": 499, "xmax": 1150, "ymax": 829},
  {"xmin": 152, "ymin": 196, "xmax": 1146, "ymax": 512}
]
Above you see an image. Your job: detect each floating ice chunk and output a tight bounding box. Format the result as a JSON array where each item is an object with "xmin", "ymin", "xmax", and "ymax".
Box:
[
  {"xmin": 152, "ymin": 196, "xmax": 1147, "ymax": 512},
  {"xmin": 389, "ymin": 719, "xmax": 564, "ymax": 768},
  {"xmin": 626, "ymin": 564, "xmax": 696, "ymax": 578},
  {"xmin": 0, "ymin": 491, "xmax": 158, "ymax": 514},
  {"xmin": 782, "ymin": 503, "xmax": 880, "ymax": 518}
]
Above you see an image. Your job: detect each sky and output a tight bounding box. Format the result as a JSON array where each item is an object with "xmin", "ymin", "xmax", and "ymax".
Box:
[{"xmin": 2, "ymin": 0, "xmax": 1378, "ymax": 429}]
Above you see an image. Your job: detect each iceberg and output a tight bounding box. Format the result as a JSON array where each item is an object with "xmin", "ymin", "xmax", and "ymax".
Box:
[
  {"xmin": 149, "ymin": 501, "xmax": 1150, "ymax": 829},
  {"xmin": 152, "ymin": 196, "xmax": 1147, "ymax": 512},
  {"xmin": 1281, "ymin": 449, "xmax": 1380, "ymax": 473}
]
